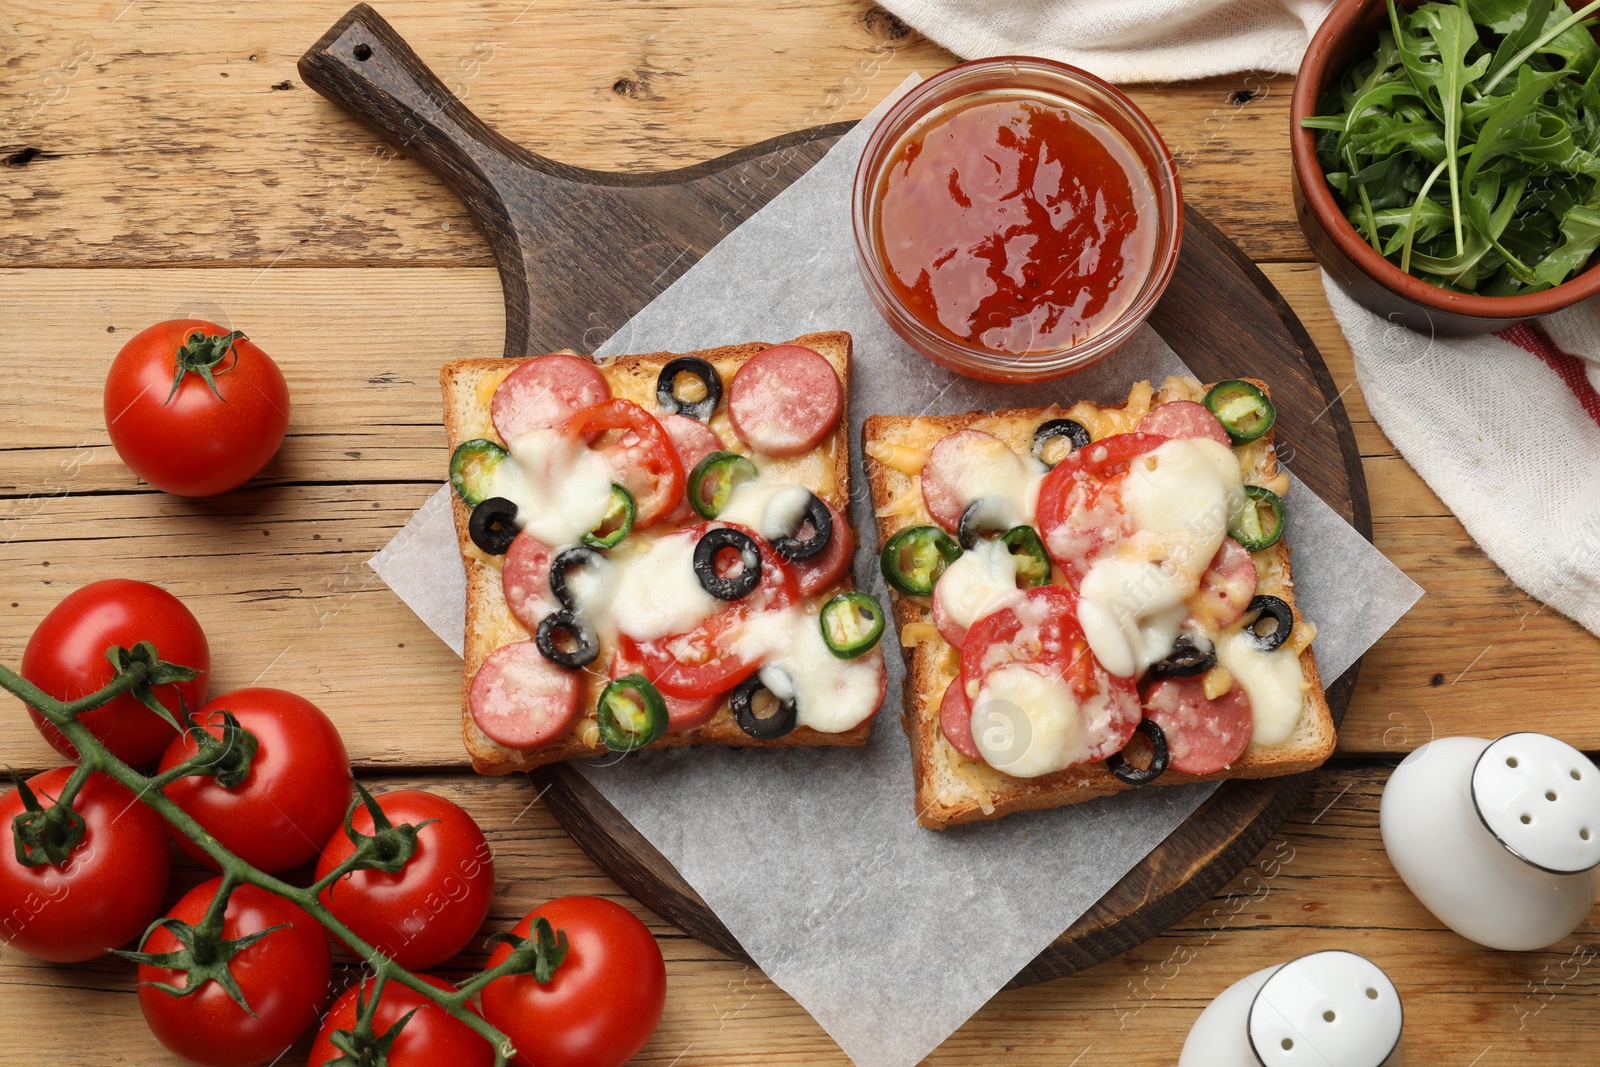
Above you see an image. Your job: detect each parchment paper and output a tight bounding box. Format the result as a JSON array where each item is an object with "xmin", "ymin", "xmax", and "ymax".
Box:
[{"xmin": 369, "ymin": 76, "xmax": 1423, "ymax": 1067}]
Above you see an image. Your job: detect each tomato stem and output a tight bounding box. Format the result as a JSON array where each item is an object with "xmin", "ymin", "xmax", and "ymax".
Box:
[{"xmin": 0, "ymin": 650, "xmax": 543, "ymax": 1067}]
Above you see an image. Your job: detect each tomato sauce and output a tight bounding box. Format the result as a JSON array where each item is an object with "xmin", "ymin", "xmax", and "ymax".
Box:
[{"xmin": 874, "ymin": 95, "xmax": 1159, "ymax": 355}]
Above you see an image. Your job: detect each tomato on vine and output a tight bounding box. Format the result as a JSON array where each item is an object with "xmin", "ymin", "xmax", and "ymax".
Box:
[
  {"xmin": 131, "ymin": 878, "xmax": 332, "ymax": 1067},
  {"xmin": 160, "ymin": 687, "xmax": 352, "ymax": 874},
  {"xmin": 0, "ymin": 767, "xmax": 170, "ymax": 963},
  {"xmin": 306, "ymin": 974, "xmax": 495, "ymax": 1067},
  {"xmin": 22, "ymin": 579, "xmax": 209, "ymax": 766},
  {"xmin": 482, "ymin": 896, "xmax": 666, "ymax": 1067},
  {"xmin": 315, "ymin": 789, "xmax": 494, "ymax": 970},
  {"xmin": 103, "ymin": 319, "xmax": 290, "ymax": 497}
]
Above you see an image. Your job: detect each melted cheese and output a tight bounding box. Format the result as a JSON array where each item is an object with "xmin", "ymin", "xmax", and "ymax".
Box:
[
  {"xmin": 865, "ymin": 439, "xmax": 930, "ymax": 476},
  {"xmin": 932, "ymin": 537, "xmax": 1022, "ymax": 634},
  {"xmin": 718, "ymin": 482, "xmax": 813, "ymax": 542},
  {"xmin": 1215, "ymin": 624, "xmax": 1307, "ymax": 746},
  {"xmin": 733, "ymin": 608, "xmax": 884, "ymax": 733},
  {"xmin": 900, "ymin": 621, "xmax": 941, "ymax": 648},
  {"xmin": 1202, "ymin": 665, "xmax": 1235, "ymax": 701},
  {"xmin": 876, "ymin": 481, "xmax": 925, "ymax": 519},
  {"xmin": 492, "ymin": 429, "xmax": 616, "ymax": 547},
  {"xmin": 1075, "ymin": 438, "xmax": 1245, "ymax": 678},
  {"xmin": 601, "ymin": 534, "xmax": 722, "ymax": 642},
  {"xmin": 971, "ymin": 664, "xmax": 1105, "ymax": 778},
  {"xmin": 937, "ymin": 434, "xmax": 1045, "ymax": 528},
  {"xmin": 1060, "ymin": 379, "xmax": 1154, "ymax": 440}
]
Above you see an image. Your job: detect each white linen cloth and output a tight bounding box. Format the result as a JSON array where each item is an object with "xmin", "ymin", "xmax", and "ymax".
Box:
[
  {"xmin": 877, "ymin": 0, "xmax": 1335, "ymax": 82},
  {"xmin": 882, "ymin": 0, "xmax": 1600, "ymax": 636}
]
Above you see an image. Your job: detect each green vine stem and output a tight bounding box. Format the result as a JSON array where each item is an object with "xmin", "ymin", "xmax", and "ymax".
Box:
[{"xmin": 0, "ymin": 651, "xmax": 549, "ymax": 1067}]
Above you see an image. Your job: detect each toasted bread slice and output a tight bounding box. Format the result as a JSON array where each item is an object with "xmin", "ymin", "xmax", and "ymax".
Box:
[
  {"xmin": 442, "ymin": 332, "xmax": 870, "ymax": 775},
  {"xmin": 863, "ymin": 376, "xmax": 1334, "ymax": 829}
]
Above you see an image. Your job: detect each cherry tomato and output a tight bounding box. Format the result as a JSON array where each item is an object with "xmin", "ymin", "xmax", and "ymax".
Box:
[
  {"xmin": 22, "ymin": 579, "xmax": 209, "ymax": 766},
  {"xmin": 482, "ymin": 896, "xmax": 666, "ymax": 1067},
  {"xmin": 104, "ymin": 319, "xmax": 290, "ymax": 497},
  {"xmin": 0, "ymin": 768, "xmax": 170, "ymax": 962},
  {"xmin": 561, "ymin": 399, "xmax": 684, "ymax": 527},
  {"xmin": 159, "ymin": 688, "xmax": 352, "ymax": 874},
  {"xmin": 624, "ymin": 523, "xmax": 799, "ymax": 699},
  {"xmin": 306, "ymin": 974, "xmax": 494, "ymax": 1067},
  {"xmin": 1035, "ymin": 431, "xmax": 1169, "ymax": 584},
  {"xmin": 137, "ymin": 878, "xmax": 331, "ymax": 1067},
  {"xmin": 315, "ymin": 790, "xmax": 494, "ymax": 970}
]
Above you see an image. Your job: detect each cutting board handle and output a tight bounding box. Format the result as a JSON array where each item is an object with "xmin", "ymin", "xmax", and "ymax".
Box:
[{"xmin": 298, "ymin": 4, "xmax": 553, "ymax": 338}]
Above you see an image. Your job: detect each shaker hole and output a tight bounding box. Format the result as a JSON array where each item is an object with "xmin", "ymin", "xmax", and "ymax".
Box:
[
  {"xmin": 1323, "ymin": 1010, "xmax": 1336, "ymax": 1022},
  {"xmin": 1573, "ymin": 769, "xmax": 1584, "ymax": 780},
  {"xmin": 1507, "ymin": 757, "xmax": 1519, "ymax": 768},
  {"xmin": 1582, "ymin": 829, "xmax": 1592, "ymax": 841},
  {"xmin": 1365, "ymin": 987, "xmax": 1379, "ymax": 999},
  {"xmin": 1281, "ymin": 1038, "xmax": 1294, "ymax": 1050},
  {"xmin": 1547, "ymin": 791, "xmax": 1559, "ymax": 802},
  {"xmin": 353, "ymin": 43, "xmax": 373, "ymax": 60},
  {"xmin": 1521, "ymin": 814, "xmax": 1532, "ymax": 824}
]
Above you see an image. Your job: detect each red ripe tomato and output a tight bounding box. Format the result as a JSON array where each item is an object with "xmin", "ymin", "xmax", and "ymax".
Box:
[
  {"xmin": 104, "ymin": 319, "xmax": 290, "ymax": 497},
  {"xmin": 0, "ymin": 768, "xmax": 170, "ymax": 962},
  {"xmin": 159, "ymin": 688, "xmax": 352, "ymax": 874},
  {"xmin": 314, "ymin": 790, "xmax": 494, "ymax": 970},
  {"xmin": 137, "ymin": 879, "xmax": 332, "ymax": 1067},
  {"xmin": 1035, "ymin": 431, "xmax": 1169, "ymax": 584},
  {"xmin": 22, "ymin": 579, "xmax": 209, "ymax": 766},
  {"xmin": 482, "ymin": 896, "xmax": 666, "ymax": 1067},
  {"xmin": 306, "ymin": 974, "xmax": 494, "ymax": 1067},
  {"xmin": 561, "ymin": 399, "xmax": 684, "ymax": 526}
]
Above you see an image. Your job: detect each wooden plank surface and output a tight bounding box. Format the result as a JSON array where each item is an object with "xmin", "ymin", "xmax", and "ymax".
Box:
[
  {"xmin": 1, "ymin": 766, "xmax": 1595, "ymax": 1066},
  {"xmin": 2, "ymin": 0, "xmax": 1597, "ymax": 1064}
]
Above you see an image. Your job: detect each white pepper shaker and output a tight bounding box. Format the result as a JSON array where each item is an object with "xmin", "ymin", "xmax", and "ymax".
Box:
[
  {"xmin": 1381, "ymin": 732, "xmax": 1600, "ymax": 951},
  {"xmin": 1179, "ymin": 950, "xmax": 1403, "ymax": 1066}
]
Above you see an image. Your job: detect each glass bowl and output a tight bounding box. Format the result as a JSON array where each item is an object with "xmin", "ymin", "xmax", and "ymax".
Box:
[{"xmin": 852, "ymin": 57, "xmax": 1183, "ymax": 382}]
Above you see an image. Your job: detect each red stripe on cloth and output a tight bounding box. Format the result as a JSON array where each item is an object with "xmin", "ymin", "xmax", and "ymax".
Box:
[{"xmin": 1494, "ymin": 321, "xmax": 1600, "ymax": 430}]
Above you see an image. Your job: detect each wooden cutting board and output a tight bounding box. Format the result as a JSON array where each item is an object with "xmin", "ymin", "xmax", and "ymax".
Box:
[{"xmin": 299, "ymin": 3, "xmax": 1370, "ymax": 986}]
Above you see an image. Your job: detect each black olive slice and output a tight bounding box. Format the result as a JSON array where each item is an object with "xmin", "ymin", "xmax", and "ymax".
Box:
[
  {"xmin": 693, "ymin": 527, "xmax": 762, "ymax": 601},
  {"xmin": 731, "ymin": 671, "xmax": 798, "ymax": 740},
  {"xmin": 1032, "ymin": 418, "xmax": 1092, "ymax": 467},
  {"xmin": 771, "ymin": 492, "xmax": 832, "ymax": 561},
  {"xmin": 468, "ymin": 496, "xmax": 519, "ymax": 555},
  {"xmin": 1244, "ymin": 595, "xmax": 1294, "ymax": 652},
  {"xmin": 656, "ymin": 356, "xmax": 723, "ymax": 422},
  {"xmin": 957, "ymin": 498, "xmax": 1011, "ymax": 550},
  {"xmin": 1106, "ymin": 719, "xmax": 1170, "ymax": 785},
  {"xmin": 548, "ymin": 546, "xmax": 606, "ymax": 613},
  {"xmin": 535, "ymin": 610, "xmax": 600, "ymax": 669},
  {"xmin": 1148, "ymin": 634, "xmax": 1216, "ymax": 680}
]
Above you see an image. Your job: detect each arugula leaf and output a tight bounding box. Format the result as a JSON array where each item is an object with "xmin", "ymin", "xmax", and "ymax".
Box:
[
  {"xmin": 1532, "ymin": 202, "xmax": 1600, "ymax": 284},
  {"xmin": 1391, "ymin": 0, "xmax": 1492, "ymax": 254}
]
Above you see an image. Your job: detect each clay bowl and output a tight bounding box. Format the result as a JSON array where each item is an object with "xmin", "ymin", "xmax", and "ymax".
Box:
[{"xmin": 1291, "ymin": 0, "xmax": 1600, "ymax": 335}]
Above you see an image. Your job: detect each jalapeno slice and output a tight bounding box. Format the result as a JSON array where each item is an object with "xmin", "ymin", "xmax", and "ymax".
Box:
[
  {"xmin": 1204, "ymin": 380, "xmax": 1277, "ymax": 444},
  {"xmin": 820, "ymin": 592, "xmax": 886, "ymax": 659},
  {"xmin": 596, "ymin": 674, "xmax": 669, "ymax": 752},
  {"xmin": 879, "ymin": 525, "xmax": 962, "ymax": 596},
  {"xmin": 688, "ymin": 451, "xmax": 759, "ymax": 519},
  {"xmin": 999, "ymin": 525, "xmax": 1051, "ymax": 588},
  {"xmin": 450, "ymin": 439, "xmax": 509, "ymax": 506},
  {"xmin": 582, "ymin": 483, "xmax": 636, "ymax": 549},
  {"xmin": 1229, "ymin": 485, "xmax": 1285, "ymax": 551}
]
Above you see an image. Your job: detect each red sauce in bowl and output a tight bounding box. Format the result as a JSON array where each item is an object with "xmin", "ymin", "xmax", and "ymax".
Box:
[{"xmin": 874, "ymin": 96, "xmax": 1159, "ymax": 356}]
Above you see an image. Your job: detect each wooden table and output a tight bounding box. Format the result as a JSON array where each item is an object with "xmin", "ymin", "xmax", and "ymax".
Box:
[{"xmin": 2, "ymin": 3, "xmax": 1596, "ymax": 1064}]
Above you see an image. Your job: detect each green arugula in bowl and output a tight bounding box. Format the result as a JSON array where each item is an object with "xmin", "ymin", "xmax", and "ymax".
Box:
[{"xmin": 1305, "ymin": 0, "xmax": 1600, "ymax": 294}]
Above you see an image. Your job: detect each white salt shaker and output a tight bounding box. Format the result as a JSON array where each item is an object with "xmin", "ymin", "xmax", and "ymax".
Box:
[
  {"xmin": 1178, "ymin": 950, "xmax": 1403, "ymax": 1067},
  {"xmin": 1381, "ymin": 732, "xmax": 1600, "ymax": 951}
]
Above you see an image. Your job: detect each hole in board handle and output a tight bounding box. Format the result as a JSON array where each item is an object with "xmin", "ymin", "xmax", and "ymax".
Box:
[{"xmin": 353, "ymin": 42, "xmax": 373, "ymax": 60}]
